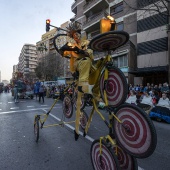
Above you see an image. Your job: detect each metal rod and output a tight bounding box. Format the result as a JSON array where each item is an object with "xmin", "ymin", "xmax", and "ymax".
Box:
[{"xmin": 50, "ymin": 24, "xmax": 68, "ymax": 32}]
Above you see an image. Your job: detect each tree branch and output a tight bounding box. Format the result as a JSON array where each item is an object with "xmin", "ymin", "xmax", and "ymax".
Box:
[
  {"xmin": 160, "ymin": 0, "xmax": 169, "ymax": 13},
  {"xmin": 123, "ymin": 0, "xmax": 170, "ymax": 16}
]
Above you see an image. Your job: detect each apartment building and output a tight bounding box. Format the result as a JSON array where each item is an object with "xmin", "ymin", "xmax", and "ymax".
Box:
[
  {"xmin": 18, "ymin": 44, "xmax": 38, "ymax": 80},
  {"xmin": 134, "ymin": 0, "xmax": 169, "ymax": 85},
  {"xmin": 71, "ymin": 0, "xmax": 170, "ymax": 85},
  {"xmin": 12, "ymin": 65, "xmax": 18, "ymax": 79}
]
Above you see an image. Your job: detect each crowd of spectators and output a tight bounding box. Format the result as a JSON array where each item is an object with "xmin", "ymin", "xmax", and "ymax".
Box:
[{"xmin": 127, "ymin": 82, "xmax": 170, "ymax": 108}]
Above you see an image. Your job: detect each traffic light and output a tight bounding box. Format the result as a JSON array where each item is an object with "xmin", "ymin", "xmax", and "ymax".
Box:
[
  {"xmin": 107, "ymin": 15, "xmax": 116, "ymax": 31},
  {"xmin": 46, "ymin": 19, "xmax": 50, "ymax": 32}
]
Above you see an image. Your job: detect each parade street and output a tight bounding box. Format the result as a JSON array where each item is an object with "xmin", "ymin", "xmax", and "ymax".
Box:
[{"xmin": 0, "ymin": 92, "xmax": 170, "ymax": 170}]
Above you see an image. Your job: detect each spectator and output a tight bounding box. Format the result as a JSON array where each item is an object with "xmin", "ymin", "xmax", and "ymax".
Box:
[
  {"xmin": 151, "ymin": 90, "xmax": 160, "ymax": 105},
  {"xmin": 34, "ymin": 84, "xmax": 39, "ymax": 100},
  {"xmin": 139, "ymin": 84, "xmax": 144, "ymax": 93},
  {"xmin": 158, "ymin": 83, "xmax": 162, "ymax": 93},
  {"xmin": 39, "ymin": 85, "xmax": 45, "ymax": 103},
  {"xmin": 148, "ymin": 85, "xmax": 153, "ymax": 94},
  {"xmin": 161, "ymin": 82, "xmax": 169, "ymax": 94},
  {"xmin": 140, "ymin": 91, "xmax": 153, "ymax": 106},
  {"xmin": 129, "ymin": 84, "xmax": 134, "ymax": 91},
  {"xmin": 46, "ymin": 85, "xmax": 50, "ymax": 98},
  {"xmin": 13, "ymin": 85, "xmax": 19, "ymax": 103},
  {"xmin": 153, "ymin": 84, "xmax": 159, "ymax": 92},
  {"xmin": 143, "ymin": 83, "xmax": 150, "ymax": 92},
  {"xmin": 157, "ymin": 92, "xmax": 170, "ymax": 108},
  {"xmin": 134, "ymin": 84, "xmax": 140, "ymax": 92},
  {"xmin": 126, "ymin": 90, "xmax": 137, "ymax": 104}
]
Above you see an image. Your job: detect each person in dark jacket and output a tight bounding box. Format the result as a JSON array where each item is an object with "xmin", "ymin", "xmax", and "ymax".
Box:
[
  {"xmin": 13, "ymin": 85, "xmax": 19, "ymax": 103},
  {"xmin": 39, "ymin": 85, "xmax": 44, "ymax": 103}
]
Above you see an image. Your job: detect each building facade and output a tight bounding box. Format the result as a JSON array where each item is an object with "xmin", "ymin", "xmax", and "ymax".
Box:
[
  {"xmin": 12, "ymin": 65, "xmax": 18, "ymax": 79},
  {"xmin": 18, "ymin": 44, "xmax": 38, "ymax": 80},
  {"xmin": 133, "ymin": 0, "xmax": 169, "ymax": 85},
  {"xmin": 71, "ymin": 0, "xmax": 169, "ymax": 85}
]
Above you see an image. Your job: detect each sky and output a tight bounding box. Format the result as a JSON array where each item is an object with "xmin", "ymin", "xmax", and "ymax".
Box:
[{"xmin": 0, "ymin": 0, "xmax": 74, "ymax": 82}]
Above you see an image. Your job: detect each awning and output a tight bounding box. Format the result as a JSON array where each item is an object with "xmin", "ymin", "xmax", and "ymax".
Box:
[{"xmin": 129, "ymin": 66, "xmax": 168, "ymax": 75}]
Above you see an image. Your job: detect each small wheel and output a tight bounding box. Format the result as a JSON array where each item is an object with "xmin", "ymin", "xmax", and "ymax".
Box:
[
  {"xmin": 80, "ymin": 110, "xmax": 88, "ymax": 130},
  {"xmin": 100, "ymin": 66, "xmax": 128, "ymax": 108},
  {"xmin": 113, "ymin": 145, "xmax": 138, "ymax": 170},
  {"xmin": 34, "ymin": 116, "xmax": 39, "ymax": 143},
  {"xmin": 112, "ymin": 104, "xmax": 157, "ymax": 158},
  {"xmin": 73, "ymin": 90, "xmax": 86, "ymax": 110},
  {"xmin": 62, "ymin": 95, "xmax": 73, "ymax": 118},
  {"xmin": 91, "ymin": 139, "xmax": 120, "ymax": 170}
]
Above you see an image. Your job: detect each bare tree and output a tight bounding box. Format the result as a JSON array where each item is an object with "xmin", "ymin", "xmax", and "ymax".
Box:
[{"xmin": 35, "ymin": 52, "xmax": 64, "ymax": 81}]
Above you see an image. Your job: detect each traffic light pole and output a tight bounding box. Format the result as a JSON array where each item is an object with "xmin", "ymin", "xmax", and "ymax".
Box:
[{"xmin": 49, "ymin": 24, "xmax": 68, "ymax": 32}]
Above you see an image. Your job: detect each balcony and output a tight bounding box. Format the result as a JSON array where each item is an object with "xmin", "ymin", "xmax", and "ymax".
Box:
[
  {"xmin": 83, "ymin": 0, "xmax": 109, "ymax": 16},
  {"xmin": 83, "ymin": 11, "xmax": 108, "ymax": 32},
  {"xmin": 71, "ymin": 0, "xmax": 78, "ymax": 14}
]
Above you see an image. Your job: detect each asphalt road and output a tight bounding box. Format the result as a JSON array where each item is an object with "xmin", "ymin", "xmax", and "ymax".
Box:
[{"xmin": 0, "ymin": 92, "xmax": 170, "ymax": 170}]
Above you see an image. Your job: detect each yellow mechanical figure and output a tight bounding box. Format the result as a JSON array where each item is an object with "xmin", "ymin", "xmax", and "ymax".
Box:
[
  {"xmin": 59, "ymin": 21, "xmax": 94, "ymax": 140},
  {"xmin": 33, "ymin": 16, "xmax": 157, "ymax": 169},
  {"xmin": 59, "ymin": 17, "xmax": 118, "ymax": 140}
]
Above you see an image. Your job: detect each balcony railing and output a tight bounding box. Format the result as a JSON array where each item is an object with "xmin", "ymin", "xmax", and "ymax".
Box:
[
  {"xmin": 83, "ymin": 0, "xmax": 109, "ymax": 14},
  {"xmin": 83, "ymin": 11, "xmax": 108, "ymax": 29},
  {"xmin": 71, "ymin": 0, "xmax": 78, "ymax": 13}
]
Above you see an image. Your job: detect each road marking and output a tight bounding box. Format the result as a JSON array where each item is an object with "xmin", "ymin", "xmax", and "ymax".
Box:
[
  {"xmin": 0, "ymin": 107, "xmax": 59, "ymax": 115},
  {"xmin": 27, "ymin": 106, "xmax": 35, "ymax": 108},
  {"xmin": 10, "ymin": 107, "xmax": 19, "ymax": 110},
  {"xmin": 41, "ymin": 105, "xmax": 48, "ymax": 107},
  {"xmin": 0, "ymin": 102, "xmax": 2, "ymax": 104},
  {"xmin": 8, "ymin": 102, "xmax": 14, "ymax": 103},
  {"xmin": 0, "ymin": 109, "xmax": 2, "ymax": 111}
]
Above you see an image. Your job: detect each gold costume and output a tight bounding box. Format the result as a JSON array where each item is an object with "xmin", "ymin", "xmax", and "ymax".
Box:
[{"xmin": 62, "ymin": 38, "xmax": 94, "ymax": 140}]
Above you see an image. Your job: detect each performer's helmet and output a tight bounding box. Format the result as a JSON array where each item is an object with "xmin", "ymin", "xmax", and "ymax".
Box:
[{"xmin": 66, "ymin": 21, "xmax": 82, "ymax": 38}]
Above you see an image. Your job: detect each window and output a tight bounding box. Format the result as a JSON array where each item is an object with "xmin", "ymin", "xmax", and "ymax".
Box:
[
  {"xmin": 110, "ymin": 3, "xmax": 123, "ymax": 15},
  {"xmin": 117, "ymin": 22, "xmax": 123, "ymax": 30},
  {"xmin": 113, "ymin": 54, "xmax": 128, "ymax": 68}
]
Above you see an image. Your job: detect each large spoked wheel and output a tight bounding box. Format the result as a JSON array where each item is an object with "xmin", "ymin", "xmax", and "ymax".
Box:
[
  {"xmin": 112, "ymin": 104, "xmax": 157, "ymax": 158},
  {"xmin": 113, "ymin": 145, "xmax": 138, "ymax": 170},
  {"xmin": 73, "ymin": 90, "xmax": 86, "ymax": 110},
  {"xmin": 100, "ymin": 66, "xmax": 128, "ymax": 108},
  {"xmin": 80, "ymin": 110, "xmax": 88, "ymax": 130},
  {"xmin": 62, "ymin": 95, "xmax": 73, "ymax": 119},
  {"xmin": 91, "ymin": 139, "xmax": 120, "ymax": 170},
  {"xmin": 34, "ymin": 116, "xmax": 39, "ymax": 143}
]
